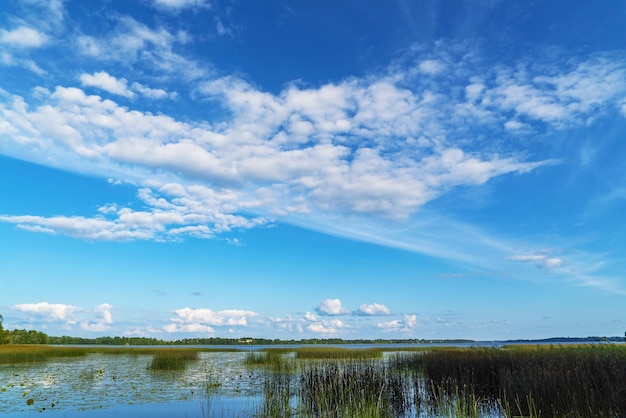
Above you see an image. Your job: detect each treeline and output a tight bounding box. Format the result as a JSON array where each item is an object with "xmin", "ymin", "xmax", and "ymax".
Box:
[
  {"xmin": 0, "ymin": 315, "xmax": 49, "ymax": 344},
  {"xmin": 46, "ymin": 336, "xmax": 434, "ymax": 346},
  {"xmin": 6, "ymin": 329, "xmax": 50, "ymax": 344}
]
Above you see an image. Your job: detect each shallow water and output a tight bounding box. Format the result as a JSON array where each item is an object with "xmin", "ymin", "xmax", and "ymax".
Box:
[{"xmin": 0, "ymin": 351, "xmax": 262, "ymax": 417}]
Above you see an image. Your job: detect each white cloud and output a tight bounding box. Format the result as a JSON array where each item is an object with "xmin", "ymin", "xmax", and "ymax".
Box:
[
  {"xmin": 131, "ymin": 82, "xmax": 171, "ymax": 99},
  {"xmin": 76, "ymin": 17, "xmax": 205, "ymax": 79},
  {"xmin": 507, "ymin": 254, "xmax": 563, "ymax": 270},
  {"xmin": 80, "ymin": 71, "xmax": 134, "ymax": 98},
  {"xmin": 164, "ymin": 323, "xmax": 215, "ymax": 333},
  {"xmin": 167, "ymin": 307, "xmax": 258, "ymax": 331},
  {"xmin": 303, "ymin": 312, "xmax": 318, "ymax": 321},
  {"xmin": 307, "ymin": 319, "xmax": 346, "ymax": 334},
  {"xmin": 356, "ymin": 303, "xmax": 390, "ymax": 316},
  {"xmin": 153, "ymin": 0, "xmax": 210, "ymax": 10},
  {"xmin": 13, "ymin": 302, "xmax": 80, "ymax": 322},
  {"xmin": 315, "ymin": 299, "xmax": 349, "ymax": 316},
  {"xmin": 0, "ymin": 27, "xmax": 47, "ymax": 48},
  {"xmin": 418, "ymin": 59, "xmax": 445, "ymax": 75},
  {"xmin": 95, "ymin": 303, "xmax": 114, "ymax": 324},
  {"xmin": 376, "ymin": 314, "xmax": 417, "ymax": 333},
  {"xmin": 0, "ymin": 45, "xmax": 624, "ymax": 293}
]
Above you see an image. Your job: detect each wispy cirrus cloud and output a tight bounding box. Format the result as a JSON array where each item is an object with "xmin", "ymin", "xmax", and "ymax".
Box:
[
  {"xmin": 75, "ymin": 16, "xmax": 205, "ymax": 80},
  {"xmin": 507, "ymin": 254, "xmax": 564, "ymax": 270},
  {"xmin": 152, "ymin": 0, "xmax": 211, "ymax": 11}
]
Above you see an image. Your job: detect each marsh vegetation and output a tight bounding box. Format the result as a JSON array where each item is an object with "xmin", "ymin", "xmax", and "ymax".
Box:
[{"xmin": 1, "ymin": 344, "xmax": 625, "ymax": 417}]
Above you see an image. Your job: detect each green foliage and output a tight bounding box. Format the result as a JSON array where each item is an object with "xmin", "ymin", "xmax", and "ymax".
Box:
[
  {"xmin": 8, "ymin": 329, "xmax": 49, "ymax": 344},
  {"xmin": 0, "ymin": 315, "xmax": 10, "ymax": 345}
]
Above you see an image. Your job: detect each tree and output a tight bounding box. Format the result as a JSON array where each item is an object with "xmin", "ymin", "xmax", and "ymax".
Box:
[{"xmin": 0, "ymin": 314, "xmax": 10, "ymax": 344}]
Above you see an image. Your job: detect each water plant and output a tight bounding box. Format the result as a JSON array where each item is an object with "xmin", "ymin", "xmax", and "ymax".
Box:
[
  {"xmin": 295, "ymin": 346, "xmax": 383, "ymax": 360},
  {"xmin": 298, "ymin": 359, "xmax": 410, "ymax": 417},
  {"xmin": 394, "ymin": 344, "xmax": 626, "ymax": 417},
  {"xmin": 148, "ymin": 349, "xmax": 199, "ymax": 371},
  {"xmin": 0, "ymin": 345, "xmax": 88, "ymax": 364}
]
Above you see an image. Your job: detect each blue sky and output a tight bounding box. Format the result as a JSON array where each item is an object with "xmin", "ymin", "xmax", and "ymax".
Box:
[{"xmin": 1, "ymin": 0, "xmax": 625, "ymax": 341}]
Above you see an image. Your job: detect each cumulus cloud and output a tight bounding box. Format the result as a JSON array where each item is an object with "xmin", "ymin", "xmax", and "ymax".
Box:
[
  {"xmin": 0, "ymin": 184, "xmax": 267, "ymax": 241},
  {"xmin": 303, "ymin": 312, "xmax": 318, "ymax": 322},
  {"xmin": 307, "ymin": 319, "xmax": 346, "ymax": 334},
  {"xmin": 418, "ymin": 59, "xmax": 445, "ymax": 75},
  {"xmin": 376, "ymin": 314, "xmax": 418, "ymax": 333},
  {"xmin": 13, "ymin": 302, "xmax": 80, "ymax": 322},
  {"xmin": 1, "ymin": 45, "xmax": 625, "ymax": 262},
  {"xmin": 81, "ymin": 304, "xmax": 114, "ymax": 332},
  {"xmin": 507, "ymin": 254, "xmax": 564, "ymax": 270},
  {"xmin": 0, "ymin": 26, "xmax": 47, "ymax": 48},
  {"xmin": 131, "ymin": 82, "xmax": 172, "ymax": 99},
  {"xmin": 164, "ymin": 307, "xmax": 258, "ymax": 333},
  {"xmin": 315, "ymin": 299, "xmax": 349, "ymax": 316},
  {"xmin": 355, "ymin": 303, "xmax": 390, "ymax": 316},
  {"xmin": 80, "ymin": 71, "xmax": 134, "ymax": 98}
]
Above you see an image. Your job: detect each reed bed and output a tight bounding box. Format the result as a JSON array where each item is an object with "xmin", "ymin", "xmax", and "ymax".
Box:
[
  {"xmin": 0, "ymin": 345, "xmax": 89, "ymax": 364},
  {"xmin": 393, "ymin": 344, "xmax": 626, "ymax": 417},
  {"xmin": 298, "ymin": 359, "xmax": 410, "ymax": 417},
  {"xmin": 244, "ymin": 350, "xmax": 297, "ymax": 374},
  {"xmin": 0, "ymin": 345, "xmax": 244, "ymax": 365},
  {"xmin": 147, "ymin": 349, "xmax": 199, "ymax": 371},
  {"xmin": 295, "ymin": 347, "xmax": 383, "ymax": 360}
]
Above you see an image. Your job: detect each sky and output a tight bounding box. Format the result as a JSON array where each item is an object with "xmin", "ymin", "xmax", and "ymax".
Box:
[{"xmin": 1, "ymin": 0, "xmax": 626, "ymax": 341}]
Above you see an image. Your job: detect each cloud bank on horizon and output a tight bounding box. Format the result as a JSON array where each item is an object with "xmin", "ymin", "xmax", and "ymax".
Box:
[{"xmin": 1, "ymin": 0, "xmax": 626, "ymax": 339}]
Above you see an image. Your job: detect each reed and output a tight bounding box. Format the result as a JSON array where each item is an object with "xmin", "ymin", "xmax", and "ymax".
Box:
[
  {"xmin": 258, "ymin": 368, "xmax": 295, "ymax": 417},
  {"xmin": 295, "ymin": 346, "xmax": 383, "ymax": 360},
  {"xmin": 395, "ymin": 344, "xmax": 626, "ymax": 417},
  {"xmin": 147, "ymin": 349, "xmax": 199, "ymax": 371},
  {"xmin": 298, "ymin": 359, "xmax": 410, "ymax": 417},
  {"xmin": 244, "ymin": 350, "xmax": 296, "ymax": 374},
  {"xmin": 0, "ymin": 345, "xmax": 88, "ymax": 364}
]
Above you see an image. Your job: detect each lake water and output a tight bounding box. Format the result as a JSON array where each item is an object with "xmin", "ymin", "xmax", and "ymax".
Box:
[
  {"xmin": 2, "ymin": 342, "xmax": 621, "ymax": 417},
  {"xmin": 0, "ymin": 350, "xmax": 262, "ymax": 417}
]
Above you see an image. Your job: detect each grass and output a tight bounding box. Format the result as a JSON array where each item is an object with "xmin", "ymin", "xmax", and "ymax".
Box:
[
  {"xmin": 5, "ymin": 343, "xmax": 625, "ymax": 417},
  {"xmin": 294, "ymin": 346, "xmax": 383, "ymax": 360},
  {"xmin": 147, "ymin": 349, "xmax": 199, "ymax": 371},
  {"xmin": 297, "ymin": 359, "xmax": 410, "ymax": 417},
  {"xmin": 0, "ymin": 345, "xmax": 89, "ymax": 364},
  {"xmin": 392, "ymin": 344, "xmax": 626, "ymax": 417},
  {"xmin": 0, "ymin": 345, "xmax": 240, "ymax": 368}
]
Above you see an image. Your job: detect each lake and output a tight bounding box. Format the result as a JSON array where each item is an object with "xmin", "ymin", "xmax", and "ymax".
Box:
[
  {"xmin": 2, "ymin": 342, "xmax": 622, "ymax": 417},
  {"xmin": 0, "ymin": 349, "xmax": 263, "ymax": 417}
]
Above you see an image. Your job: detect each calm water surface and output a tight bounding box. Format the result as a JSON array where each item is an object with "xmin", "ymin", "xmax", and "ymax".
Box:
[
  {"xmin": 2, "ymin": 342, "xmax": 619, "ymax": 417},
  {"xmin": 0, "ymin": 351, "xmax": 260, "ymax": 417}
]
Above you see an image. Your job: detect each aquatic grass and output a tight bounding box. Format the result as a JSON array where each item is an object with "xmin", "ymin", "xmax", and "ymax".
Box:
[
  {"xmin": 295, "ymin": 346, "xmax": 383, "ymax": 360},
  {"xmin": 148, "ymin": 349, "xmax": 199, "ymax": 371},
  {"xmin": 244, "ymin": 350, "xmax": 297, "ymax": 374},
  {"xmin": 395, "ymin": 344, "xmax": 626, "ymax": 417},
  {"xmin": 298, "ymin": 359, "xmax": 410, "ymax": 417},
  {"xmin": 0, "ymin": 345, "xmax": 89, "ymax": 364}
]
